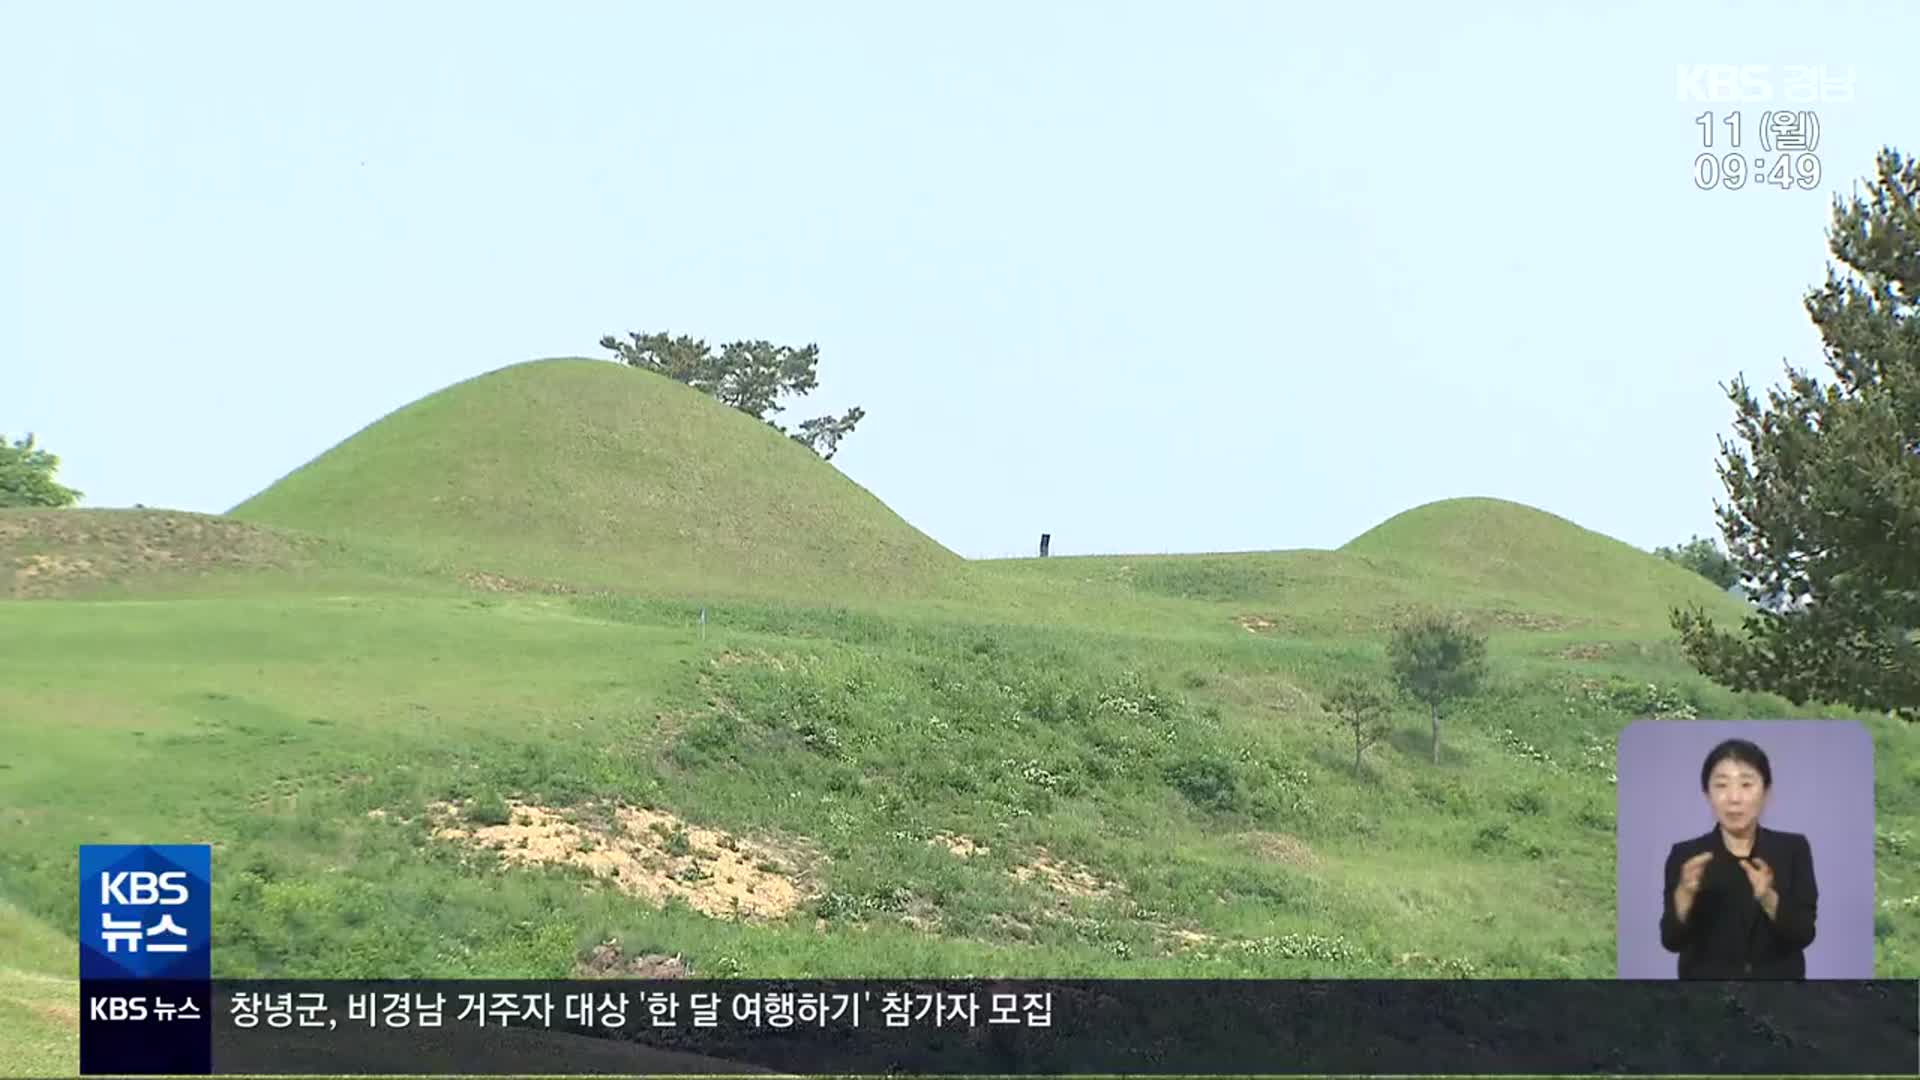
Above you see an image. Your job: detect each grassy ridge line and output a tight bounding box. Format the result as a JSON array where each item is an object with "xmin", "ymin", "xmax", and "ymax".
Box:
[{"xmin": 0, "ymin": 501, "xmax": 1751, "ymax": 647}]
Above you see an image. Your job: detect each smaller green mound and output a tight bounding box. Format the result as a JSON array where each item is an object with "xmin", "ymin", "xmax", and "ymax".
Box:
[
  {"xmin": 982, "ymin": 497, "xmax": 1756, "ymax": 637},
  {"xmin": 1341, "ymin": 497, "xmax": 1751, "ymax": 629},
  {"xmin": 0, "ymin": 509, "xmax": 339, "ymax": 599},
  {"xmin": 231, "ymin": 359, "xmax": 965, "ymax": 604}
]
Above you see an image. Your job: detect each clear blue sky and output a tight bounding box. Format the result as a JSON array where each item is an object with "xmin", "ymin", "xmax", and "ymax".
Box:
[{"xmin": 3, "ymin": 1, "xmax": 1913, "ymax": 559}]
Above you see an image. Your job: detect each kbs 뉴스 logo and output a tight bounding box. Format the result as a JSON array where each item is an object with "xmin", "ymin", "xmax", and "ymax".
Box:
[{"xmin": 78, "ymin": 844, "xmax": 211, "ymax": 980}]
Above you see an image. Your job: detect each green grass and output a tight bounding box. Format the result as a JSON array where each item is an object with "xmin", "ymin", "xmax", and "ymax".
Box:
[
  {"xmin": 227, "ymin": 358, "xmax": 968, "ymax": 605},
  {"xmin": 0, "ymin": 898, "xmax": 78, "ymax": 1076},
  {"xmin": 984, "ymin": 497, "xmax": 1755, "ymax": 638},
  {"xmin": 2, "ymin": 361, "xmax": 1915, "ymax": 1076}
]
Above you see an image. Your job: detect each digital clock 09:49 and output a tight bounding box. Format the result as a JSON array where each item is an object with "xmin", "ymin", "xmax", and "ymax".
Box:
[{"xmin": 1694, "ymin": 152, "xmax": 1822, "ymax": 191}]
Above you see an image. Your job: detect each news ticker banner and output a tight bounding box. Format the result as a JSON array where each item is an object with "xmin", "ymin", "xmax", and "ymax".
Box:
[
  {"xmin": 75, "ymin": 977, "xmax": 1920, "ymax": 1075},
  {"xmin": 77, "ymin": 846, "xmax": 1920, "ymax": 1077}
]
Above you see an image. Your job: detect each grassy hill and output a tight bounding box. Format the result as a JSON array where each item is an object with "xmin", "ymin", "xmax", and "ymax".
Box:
[
  {"xmin": 229, "ymin": 358, "xmax": 965, "ymax": 604},
  {"xmin": 2, "ymin": 360, "xmax": 1915, "ymax": 1077},
  {"xmin": 1340, "ymin": 497, "xmax": 1753, "ymax": 628},
  {"xmin": 979, "ymin": 497, "xmax": 1754, "ymax": 641}
]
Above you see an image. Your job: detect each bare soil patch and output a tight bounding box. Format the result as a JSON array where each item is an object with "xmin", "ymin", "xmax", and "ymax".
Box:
[
  {"xmin": 712, "ymin": 649, "xmax": 790, "ymax": 671},
  {"xmin": 1164, "ymin": 928, "xmax": 1217, "ymax": 952},
  {"xmin": 1557, "ymin": 642, "xmax": 1615, "ymax": 661},
  {"xmin": 574, "ymin": 940, "xmax": 689, "ymax": 978},
  {"xmin": 1008, "ymin": 848, "xmax": 1119, "ymax": 900},
  {"xmin": 897, "ymin": 893, "xmax": 943, "ymax": 933},
  {"xmin": 1485, "ymin": 608, "xmax": 1573, "ymax": 632},
  {"xmin": 928, "ymin": 832, "xmax": 987, "ymax": 858},
  {"xmin": 989, "ymin": 914, "xmax": 1036, "ymax": 941},
  {"xmin": 458, "ymin": 570, "xmax": 577, "ymax": 595},
  {"xmin": 427, "ymin": 800, "xmax": 814, "ymax": 919},
  {"xmin": 1237, "ymin": 831, "xmax": 1320, "ymax": 869}
]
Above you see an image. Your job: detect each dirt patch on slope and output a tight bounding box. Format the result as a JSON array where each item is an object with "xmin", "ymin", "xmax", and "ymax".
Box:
[
  {"xmin": 1235, "ymin": 615, "xmax": 1278, "ymax": 633},
  {"xmin": 1009, "ymin": 848, "xmax": 1120, "ymax": 900},
  {"xmin": 1237, "ymin": 831, "xmax": 1320, "ymax": 869},
  {"xmin": 1485, "ymin": 608, "xmax": 1573, "ymax": 632},
  {"xmin": 1, "ymin": 509, "xmax": 315, "ymax": 597},
  {"xmin": 458, "ymin": 571, "xmax": 577, "ymax": 595},
  {"xmin": 712, "ymin": 650, "xmax": 792, "ymax": 672},
  {"xmin": 574, "ymin": 940, "xmax": 689, "ymax": 978},
  {"xmin": 1557, "ymin": 642, "xmax": 1614, "ymax": 661},
  {"xmin": 427, "ymin": 800, "xmax": 814, "ymax": 919},
  {"xmin": 1163, "ymin": 928, "xmax": 1217, "ymax": 952},
  {"xmin": 929, "ymin": 832, "xmax": 988, "ymax": 858}
]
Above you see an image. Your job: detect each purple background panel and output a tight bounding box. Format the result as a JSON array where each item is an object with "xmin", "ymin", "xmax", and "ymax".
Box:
[{"xmin": 1615, "ymin": 719, "xmax": 1876, "ymax": 979}]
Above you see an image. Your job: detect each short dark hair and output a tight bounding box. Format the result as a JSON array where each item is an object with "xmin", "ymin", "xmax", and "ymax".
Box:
[{"xmin": 1700, "ymin": 738, "xmax": 1772, "ymax": 791}]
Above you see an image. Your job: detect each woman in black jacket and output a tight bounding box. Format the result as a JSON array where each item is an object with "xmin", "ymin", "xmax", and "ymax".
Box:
[{"xmin": 1659, "ymin": 738, "xmax": 1819, "ymax": 978}]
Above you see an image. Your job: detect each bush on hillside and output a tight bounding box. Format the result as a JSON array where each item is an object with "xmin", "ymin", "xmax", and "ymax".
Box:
[
  {"xmin": 1162, "ymin": 755, "xmax": 1240, "ymax": 813},
  {"xmin": 464, "ymin": 792, "xmax": 512, "ymax": 828}
]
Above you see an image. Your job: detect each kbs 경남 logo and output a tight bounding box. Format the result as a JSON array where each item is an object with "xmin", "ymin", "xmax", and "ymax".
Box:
[
  {"xmin": 79, "ymin": 845, "xmax": 211, "ymax": 980},
  {"xmin": 1675, "ymin": 64, "xmax": 1856, "ymax": 104}
]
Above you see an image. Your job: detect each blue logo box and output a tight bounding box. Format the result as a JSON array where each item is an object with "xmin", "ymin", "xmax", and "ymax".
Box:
[{"xmin": 79, "ymin": 845, "xmax": 210, "ymax": 981}]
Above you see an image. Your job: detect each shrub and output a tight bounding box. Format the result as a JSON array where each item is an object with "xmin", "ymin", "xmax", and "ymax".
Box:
[
  {"xmin": 1163, "ymin": 755, "xmax": 1240, "ymax": 813},
  {"xmin": 465, "ymin": 793, "xmax": 511, "ymax": 827}
]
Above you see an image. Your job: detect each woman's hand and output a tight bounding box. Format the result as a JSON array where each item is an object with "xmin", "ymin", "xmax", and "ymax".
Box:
[
  {"xmin": 1673, "ymin": 851, "xmax": 1713, "ymax": 921},
  {"xmin": 1741, "ymin": 856, "xmax": 1781, "ymax": 918}
]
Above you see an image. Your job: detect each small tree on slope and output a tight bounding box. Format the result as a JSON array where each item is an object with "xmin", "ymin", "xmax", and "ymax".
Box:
[
  {"xmin": 1324, "ymin": 673, "xmax": 1395, "ymax": 778},
  {"xmin": 1388, "ymin": 612, "xmax": 1489, "ymax": 765}
]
